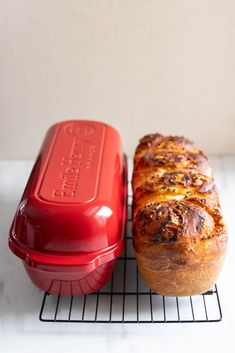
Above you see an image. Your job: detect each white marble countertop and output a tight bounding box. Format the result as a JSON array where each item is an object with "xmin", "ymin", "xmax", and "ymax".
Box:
[{"xmin": 0, "ymin": 157, "xmax": 235, "ymax": 353}]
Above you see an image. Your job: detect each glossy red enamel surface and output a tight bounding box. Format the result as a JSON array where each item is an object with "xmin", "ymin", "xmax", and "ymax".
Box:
[
  {"xmin": 9, "ymin": 120, "xmax": 127, "ymax": 295},
  {"xmin": 39, "ymin": 122, "xmax": 105, "ymax": 203}
]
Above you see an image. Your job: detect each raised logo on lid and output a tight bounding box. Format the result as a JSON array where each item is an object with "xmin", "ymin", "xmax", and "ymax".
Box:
[
  {"xmin": 64, "ymin": 123, "xmax": 95, "ymax": 137},
  {"xmin": 39, "ymin": 122, "xmax": 105, "ymax": 203}
]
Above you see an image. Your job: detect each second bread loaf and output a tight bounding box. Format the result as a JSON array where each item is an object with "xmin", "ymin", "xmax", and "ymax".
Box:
[{"xmin": 132, "ymin": 134, "xmax": 227, "ymax": 296}]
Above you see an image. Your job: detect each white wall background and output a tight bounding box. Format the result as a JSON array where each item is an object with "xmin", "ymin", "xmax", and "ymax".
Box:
[{"xmin": 1, "ymin": 0, "xmax": 235, "ymax": 158}]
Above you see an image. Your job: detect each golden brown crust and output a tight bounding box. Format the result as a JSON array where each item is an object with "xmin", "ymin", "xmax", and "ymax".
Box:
[
  {"xmin": 135, "ymin": 134, "xmax": 195, "ymax": 156},
  {"xmin": 132, "ymin": 133, "xmax": 227, "ymax": 296}
]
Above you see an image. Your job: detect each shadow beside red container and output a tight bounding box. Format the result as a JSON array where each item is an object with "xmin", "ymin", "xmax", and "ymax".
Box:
[{"xmin": 9, "ymin": 120, "xmax": 127, "ymax": 295}]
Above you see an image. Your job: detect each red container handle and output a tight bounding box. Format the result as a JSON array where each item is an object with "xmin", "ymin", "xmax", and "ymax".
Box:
[{"xmin": 9, "ymin": 236, "xmax": 124, "ymax": 271}]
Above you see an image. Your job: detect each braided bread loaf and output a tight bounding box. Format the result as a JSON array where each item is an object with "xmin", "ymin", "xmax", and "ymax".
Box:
[{"xmin": 132, "ymin": 134, "xmax": 227, "ymax": 296}]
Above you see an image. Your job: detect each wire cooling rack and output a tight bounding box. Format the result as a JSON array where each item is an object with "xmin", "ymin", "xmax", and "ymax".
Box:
[{"xmin": 39, "ymin": 192, "xmax": 222, "ymax": 323}]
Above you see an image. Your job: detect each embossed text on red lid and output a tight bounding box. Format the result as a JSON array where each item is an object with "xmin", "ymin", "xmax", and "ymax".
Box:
[{"xmin": 39, "ymin": 121, "xmax": 106, "ymax": 203}]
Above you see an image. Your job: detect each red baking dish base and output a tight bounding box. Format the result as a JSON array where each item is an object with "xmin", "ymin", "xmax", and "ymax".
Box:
[{"xmin": 24, "ymin": 259, "xmax": 116, "ymax": 296}]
